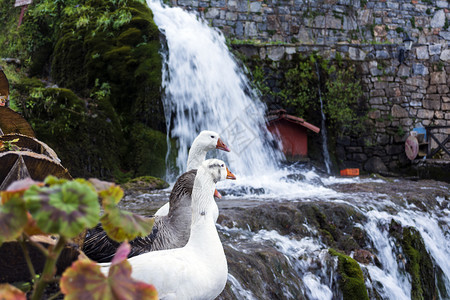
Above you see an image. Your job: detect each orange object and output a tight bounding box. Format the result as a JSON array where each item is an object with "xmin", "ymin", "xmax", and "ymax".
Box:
[{"xmin": 340, "ymin": 168, "xmax": 359, "ymax": 176}]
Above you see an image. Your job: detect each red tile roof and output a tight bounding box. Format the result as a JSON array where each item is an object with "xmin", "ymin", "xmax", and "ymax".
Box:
[{"xmin": 267, "ymin": 109, "xmax": 320, "ymax": 133}]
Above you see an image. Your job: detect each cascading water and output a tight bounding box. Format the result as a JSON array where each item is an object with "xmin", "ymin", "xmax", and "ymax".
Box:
[
  {"xmin": 148, "ymin": 0, "xmax": 284, "ymax": 180},
  {"xmin": 213, "ymin": 182, "xmax": 450, "ymax": 300}
]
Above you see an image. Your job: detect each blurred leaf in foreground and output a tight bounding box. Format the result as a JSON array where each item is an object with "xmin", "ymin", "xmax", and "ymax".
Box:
[
  {"xmin": 99, "ymin": 184, "xmax": 124, "ymax": 208},
  {"xmin": 24, "ymin": 180, "xmax": 100, "ymax": 238},
  {"xmin": 0, "ymin": 283, "xmax": 26, "ymax": 300},
  {"xmin": 1, "ymin": 178, "xmax": 45, "ymax": 236},
  {"xmin": 0, "ymin": 196, "xmax": 28, "ymax": 245},
  {"xmin": 60, "ymin": 242, "xmax": 157, "ymax": 300},
  {"xmin": 101, "ymin": 205, "xmax": 154, "ymax": 242}
]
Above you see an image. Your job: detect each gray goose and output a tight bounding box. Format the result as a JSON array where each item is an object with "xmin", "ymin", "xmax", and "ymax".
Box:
[{"xmin": 83, "ymin": 131, "xmax": 230, "ymax": 262}]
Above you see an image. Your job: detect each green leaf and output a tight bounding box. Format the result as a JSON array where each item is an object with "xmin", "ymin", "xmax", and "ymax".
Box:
[
  {"xmin": 24, "ymin": 181, "xmax": 100, "ymax": 238},
  {"xmin": 0, "ymin": 196, "xmax": 28, "ymax": 245},
  {"xmin": 60, "ymin": 248, "xmax": 158, "ymax": 300},
  {"xmin": 101, "ymin": 206, "xmax": 154, "ymax": 242},
  {"xmin": 99, "ymin": 185, "xmax": 124, "ymax": 208},
  {"xmin": 0, "ymin": 283, "xmax": 27, "ymax": 300},
  {"xmin": 44, "ymin": 175, "xmax": 69, "ymax": 186}
]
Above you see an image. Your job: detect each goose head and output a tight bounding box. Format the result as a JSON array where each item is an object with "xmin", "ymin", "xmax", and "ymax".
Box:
[
  {"xmin": 201, "ymin": 159, "xmax": 236, "ymax": 184},
  {"xmin": 187, "ymin": 131, "xmax": 230, "ymax": 171},
  {"xmin": 192, "ymin": 159, "xmax": 236, "ymax": 220},
  {"xmin": 193, "ymin": 130, "xmax": 230, "ymax": 152}
]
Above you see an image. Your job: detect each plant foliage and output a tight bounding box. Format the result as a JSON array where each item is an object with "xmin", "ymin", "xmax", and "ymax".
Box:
[
  {"xmin": 2, "ymin": 0, "xmax": 168, "ymax": 180},
  {"xmin": 60, "ymin": 242, "xmax": 158, "ymax": 299},
  {"xmin": 0, "ymin": 176, "xmax": 155, "ymax": 299},
  {"xmin": 249, "ymin": 53, "xmax": 366, "ymax": 136}
]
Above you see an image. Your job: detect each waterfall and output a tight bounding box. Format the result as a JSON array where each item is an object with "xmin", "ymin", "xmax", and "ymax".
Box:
[
  {"xmin": 315, "ymin": 62, "xmax": 332, "ymax": 174},
  {"xmin": 148, "ymin": 0, "xmax": 284, "ymax": 180}
]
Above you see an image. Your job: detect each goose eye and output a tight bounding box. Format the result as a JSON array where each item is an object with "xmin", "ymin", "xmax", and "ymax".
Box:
[
  {"xmin": 211, "ymin": 135, "xmax": 215, "ymax": 139},
  {"xmin": 221, "ymin": 164, "xmax": 224, "ymax": 167}
]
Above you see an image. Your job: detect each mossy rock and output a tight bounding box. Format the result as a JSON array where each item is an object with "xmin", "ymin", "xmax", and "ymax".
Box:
[
  {"xmin": 389, "ymin": 221, "xmax": 437, "ymax": 300},
  {"xmin": 49, "ymin": 0, "xmax": 165, "ymax": 131},
  {"xmin": 329, "ymin": 248, "xmax": 369, "ymax": 300},
  {"xmin": 15, "ymin": 86, "xmax": 125, "ymax": 179},
  {"xmin": 121, "ymin": 175, "xmax": 169, "ymax": 193},
  {"xmin": 400, "ymin": 227, "xmax": 436, "ymax": 300},
  {"xmin": 127, "ymin": 123, "xmax": 170, "ymax": 179},
  {"xmin": 5, "ymin": 0, "xmax": 171, "ymax": 179}
]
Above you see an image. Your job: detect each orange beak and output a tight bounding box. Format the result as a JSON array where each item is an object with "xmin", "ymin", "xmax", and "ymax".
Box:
[
  {"xmin": 214, "ymin": 189, "xmax": 222, "ymax": 199},
  {"xmin": 216, "ymin": 138, "xmax": 231, "ymax": 152},
  {"xmin": 226, "ymin": 167, "xmax": 236, "ymax": 180}
]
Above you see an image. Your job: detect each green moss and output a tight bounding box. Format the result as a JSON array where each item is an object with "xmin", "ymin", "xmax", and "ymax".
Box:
[
  {"xmin": 122, "ymin": 175, "xmax": 169, "ymax": 191},
  {"xmin": 329, "ymin": 248, "xmax": 369, "ymax": 300},
  {"xmin": 389, "ymin": 221, "xmax": 437, "ymax": 300},
  {"xmin": 3, "ymin": 0, "xmax": 170, "ymax": 179},
  {"xmin": 13, "ymin": 85, "xmax": 126, "ymax": 179},
  {"xmin": 127, "ymin": 123, "xmax": 169, "ymax": 179},
  {"xmin": 40, "ymin": 0, "xmax": 165, "ymax": 130},
  {"xmin": 313, "ymin": 206, "xmax": 339, "ymax": 244},
  {"xmin": 401, "ymin": 227, "xmax": 436, "ymax": 300}
]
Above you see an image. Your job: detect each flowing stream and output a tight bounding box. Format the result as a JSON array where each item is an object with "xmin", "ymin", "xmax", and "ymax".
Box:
[{"xmin": 143, "ymin": 1, "xmax": 450, "ymax": 299}]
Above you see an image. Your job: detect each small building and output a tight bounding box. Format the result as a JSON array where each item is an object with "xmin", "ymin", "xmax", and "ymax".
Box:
[{"xmin": 267, "ymin": 109, "xmax": 320, "ymax": 159}]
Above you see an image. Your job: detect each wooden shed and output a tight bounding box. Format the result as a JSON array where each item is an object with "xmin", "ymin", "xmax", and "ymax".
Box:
[{"xmin": 267, "ymin": 109, "xmax": 320, "ymax": 159}]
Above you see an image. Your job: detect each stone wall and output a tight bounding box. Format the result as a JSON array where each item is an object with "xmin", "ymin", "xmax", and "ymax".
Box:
[
  {"xmin": 171, "ymin": 0, "xmax": 449, "ymax": 45},
  {"xmin": 168, "ymin": 0, "xmax": 450, "ymax": 173}
]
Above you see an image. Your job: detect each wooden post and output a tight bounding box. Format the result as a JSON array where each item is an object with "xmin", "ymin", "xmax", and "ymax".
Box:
[
  {"xmin": 14, "ymin": 0, "xmax": 33, "ymax": 28},
  {"xmin": 17, "ymin": 5, "xmax": 28, "ymax": 28}
]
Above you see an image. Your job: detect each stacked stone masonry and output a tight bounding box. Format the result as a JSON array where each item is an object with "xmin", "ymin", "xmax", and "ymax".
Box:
[{"xmin": 169, "ymin": 0, "xmax": 450, "ymax": 172}]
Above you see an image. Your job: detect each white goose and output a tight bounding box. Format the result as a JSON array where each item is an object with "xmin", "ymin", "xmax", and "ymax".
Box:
[
  {"xmin": 100, "ymin": 159, "xmax": 236, "ymax": 300},
  {"xmin": 83, "ymin": 131, "xmax": 230, "ymax": 262},
  {"xmin": 155, "ymin": 130, "xmax": 230, "ymax": 216}
]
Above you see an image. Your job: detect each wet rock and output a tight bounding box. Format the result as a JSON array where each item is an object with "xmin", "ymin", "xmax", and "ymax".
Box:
[
  {"xmin": 389, "ymin": 222, "xmax": 437, "ymax": 300},
  {"xmin": 364, "ymin": 156, "xmax": 388, "ymax": 174},
  {"xmin": 218, "ymin": 201, "xmax": 368, "ymax": 251},
  {"xmin": 353, "ymin": 249, "xmax": 379, "ymax": 266},
  {"xmin": 329, "ymin": 249, "xmax": 369, "ymax": 300},
  {"xmin": 284, "ymin": 173, "xmax": 306, "ymax": 182},
  {"xmin": 218, "ymin": 245, "xmax": 305, "ymax": 300},
  {"xmin": 121, "ymin": 176, "xmax": 169, "ymax": 197}
]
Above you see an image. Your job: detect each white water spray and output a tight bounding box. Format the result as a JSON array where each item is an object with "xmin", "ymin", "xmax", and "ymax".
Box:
[{"xmin": 148, "ymin": 1, "xmax": 284, "ymax": 180}]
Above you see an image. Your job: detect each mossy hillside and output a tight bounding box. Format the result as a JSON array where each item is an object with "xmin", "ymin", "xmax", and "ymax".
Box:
[
  {"xmin": 328, "ymin": 248, "xmax": 369, "ymax": 300},
  {"xmin": 128, "ymin": 123, "xmax": 170, "ymax": 179},
  {"xmin": 2, "ymin": 0, "xmax": 170, "ymax": 179},
  {"xmin": 12, "ymin": 85, "xmax": 126, "ymax": 178},
  {"xmin": 0, "ymin": 0, "xmax": 36, "ymax": 60},
  {"xmin": 49, "ymin": 0, "xmax": 165, "ymax": 131}
]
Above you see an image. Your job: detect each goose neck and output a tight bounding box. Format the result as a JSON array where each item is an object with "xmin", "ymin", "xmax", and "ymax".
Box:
[
  {"xmin": 186, "ymin": 144, "xmax": 207, "ymax": 171},
  {"xmin": 191, "ymin": 168, "xmax": 215, "ymax": 224}
]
